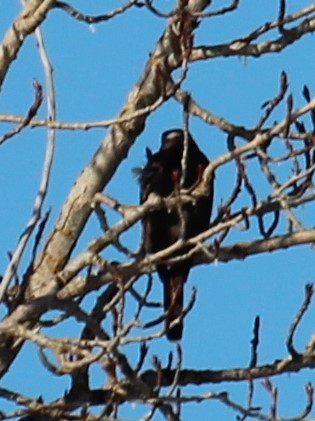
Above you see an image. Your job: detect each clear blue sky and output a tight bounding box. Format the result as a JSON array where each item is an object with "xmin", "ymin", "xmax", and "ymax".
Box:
[{"xmin": 0, "ymin": 0, "xmax": 315, "ymax": 419}]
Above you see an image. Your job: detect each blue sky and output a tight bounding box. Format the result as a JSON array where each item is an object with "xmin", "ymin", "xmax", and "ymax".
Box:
[{"xmin": 0, "ymin": 0, "xmax": 315, "ymax": 419}]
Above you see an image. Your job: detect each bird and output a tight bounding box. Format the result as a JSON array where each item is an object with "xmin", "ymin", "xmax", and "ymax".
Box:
[{"xmin": 137, "ymin": 129, "xmax": 214, "ymax": 341}]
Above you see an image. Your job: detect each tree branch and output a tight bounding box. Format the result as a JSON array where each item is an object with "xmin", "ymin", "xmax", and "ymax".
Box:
[{"xmin": 0, "ymin": 0, "xmax": 55, "ymax": 87}]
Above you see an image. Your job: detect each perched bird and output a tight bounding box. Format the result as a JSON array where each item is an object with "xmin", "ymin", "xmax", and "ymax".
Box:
[{"xmin": 137, "ymin": 129, "xmax": 214, "ymax": 341}]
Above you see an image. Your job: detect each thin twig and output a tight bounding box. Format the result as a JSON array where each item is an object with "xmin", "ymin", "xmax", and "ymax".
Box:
[
  {"xmin": 287, "ymin": 283, "xmax": 314, "ymax": 358},
  {"xmin": 249, "ymin": 316, "xmax": 260, "ymax": 368},
  {"xmin": 0, "ymin": 79, "xmax": 43, "ymax": 145},
  {"xmin": 55, "ymin": 0, "xmax": 139, "ymax": 23},
  {"xmin": 0, "ymin": 24, "xmax": 56, "ymax": 301}
]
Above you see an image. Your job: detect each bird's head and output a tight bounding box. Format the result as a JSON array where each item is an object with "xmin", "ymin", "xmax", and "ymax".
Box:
[{"xmin": 161, "ymin": 129, "xmax": 192, "ymax": 152}]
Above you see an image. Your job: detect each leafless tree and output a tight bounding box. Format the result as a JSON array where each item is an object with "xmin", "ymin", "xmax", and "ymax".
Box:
[{"xmin": 0, "ymin": 0, "xmax": 315, "ymax": 419}]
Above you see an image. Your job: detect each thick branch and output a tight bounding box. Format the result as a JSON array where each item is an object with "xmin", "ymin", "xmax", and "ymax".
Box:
[
  {"xmin": 0, "ymin": 0, "xmax": 211, "ymax": 379},
  {"xmin": 140, "ymin": 353, "xmax": 315, "ymax": 388},
  {"xmin": 57, "ymin": 224, "xmax": 315, "ymax": 302}
]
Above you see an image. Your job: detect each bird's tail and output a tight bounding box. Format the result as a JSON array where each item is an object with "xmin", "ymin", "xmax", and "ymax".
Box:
[{"xmin": 163, "ymin": 274, "xmax": 185, "ymax": 341}]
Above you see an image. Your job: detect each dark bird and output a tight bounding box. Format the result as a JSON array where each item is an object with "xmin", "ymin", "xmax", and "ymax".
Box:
[{"xmin": 138, "ymin": 129, "xmax": 214, "ymax": 340}]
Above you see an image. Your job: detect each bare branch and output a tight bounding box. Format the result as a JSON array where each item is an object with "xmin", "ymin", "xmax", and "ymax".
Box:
[
  {"xmin": 0, "ymin": 25, "xmax": 56, "ymax": 302},
  {"xmin": 0, "ymin": 0, "xmax": 55, "ymax": 87},
  {"xmin": 191, "ymin": 14, "xmax": 315, "ymax": 61},
  {"xmin": 55, "ymin": 0, "xmax": 139, "ymax": 23},
  {"xmin": 286, "ymin": 283, "xmax": 314, "ymax": 358},
  {"xmin": 0, "ymin": 79, "xmax": 43, "ymax": 145},
  {"xmin": 249, "ymin": 316, "xmax": 260, "ymax": 369}
]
